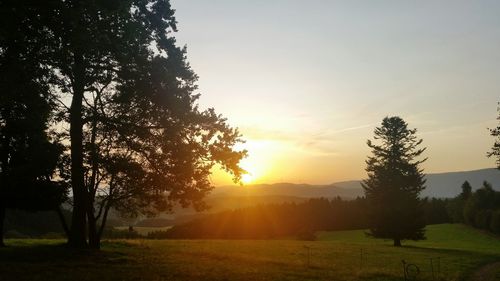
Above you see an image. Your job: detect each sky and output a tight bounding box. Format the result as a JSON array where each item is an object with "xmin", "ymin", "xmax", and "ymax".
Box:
[{"xmin": 170, "ymin": 0, "xmax": 500, "ymax": 185}]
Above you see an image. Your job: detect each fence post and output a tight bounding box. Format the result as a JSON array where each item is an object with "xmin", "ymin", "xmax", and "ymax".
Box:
[
  {"xmin": 303, "ymin": 245, "xmax": 311, "ymax": 268},
  {"xmin": 437, "ymin": 257, "xmax": 441, "ymax": 280},
  {"xmin": 360, "ymin": 248, "xmax": 363, "ymax": 271},
  {"xmin": 430, "ymin": 257, "xmax": 435, "ymax": 280},
  {"xmin": 402, "ymin": 260, "xmax": 408, "ymax": 281}
]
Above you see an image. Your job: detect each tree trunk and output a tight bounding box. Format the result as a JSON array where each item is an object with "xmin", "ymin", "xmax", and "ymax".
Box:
[
  {"xmin": 0, "ymin": 204, "xmax": 5, "ymax": 247},
  {"xmin": 87, "ymin": 200, "xmax": 100, "ymax": 249},
  {"xmin": 394, "ymin": 238, "xmax": 402, "ymax": 247},
  {"xmin": 95, "ymin": 203, "xmax": 112, "ymax": 250},
  {"xmin": 87, "ymin": 218, "xmax": 99, "ymax": 249},
  {"xmin": 87, "ymin": 105, "xmax": 100, "ymax": 250},
  {"xmin": 67, "ymin": 51, "xmax": 88, "ymax": 248}
]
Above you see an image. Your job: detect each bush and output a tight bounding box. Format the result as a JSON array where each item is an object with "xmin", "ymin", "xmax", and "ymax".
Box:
[
  {"xmin": 147, "ymin": 230, "xmax": 170, "ymax": 239},
  {"xmin": 4, "ymin": 230, "xmax": 30, "ymax": 239},
  {"xmin": 463, "ymin": 198, "xmax": 478, "ymax": 226},
  {"xmin": 40, "ymin": 232, "xmax": 65, "ymax": 239},
  {"xmin": 490, "ymin": 210, "xmax": 500, "ymax": 234},
  {"xmin": 102, "ymin": 228, "xmax": 143, "ymax": 239},
  {"xmin": 423, "ymin": 198, "xmax": 451, "ymax": 224},
  {"xmin": 474, "ymin": 210, "xmax": 492, "ymax": 230},
  {"xmin": 296, "ymin": 229, "xmax": 317, "ymax": 241},
  {"xmin": 446, "ymin": 199, "xmax": 464, "ymax": 223}
]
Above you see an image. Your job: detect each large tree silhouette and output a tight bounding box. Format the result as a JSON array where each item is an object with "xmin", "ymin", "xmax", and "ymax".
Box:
[
  {"xmin": 362, "ymin": 116, "xmax": 427, "ymax": 246},
  {"xmin": 1, "ymin": 0, "xmax": 246, "ymax": 248},
  {"xmin": 0, "ymin": 9, "xmax": 68, "ymax": 246}
]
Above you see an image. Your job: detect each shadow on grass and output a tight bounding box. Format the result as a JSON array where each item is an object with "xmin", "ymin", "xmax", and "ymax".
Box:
[
  {"xmin": 0, "ymin": 241, "xmax": 131, "ymax": 264},
  {"xmin": 400, "ymin": 244, "xmax": 500, "ymax": 259},
  {"xmin": 0, "ymin": 241, "xmax": 144, "ymax": 281}
]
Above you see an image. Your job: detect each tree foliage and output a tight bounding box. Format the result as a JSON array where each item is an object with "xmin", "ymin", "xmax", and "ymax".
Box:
[
  {"xmin": 446, "ymin": 181, "xmax": 500, "ymax": 234},
  {"xmin": 446, "ymin": 181, "xmax": 472, "ymax": 223},
  {"xmin": 0, "ymin": 1, "xmax": 68, "ymax": 246},
  {"xmin": 362, "ymin": 116, "xmax": 427, "ymax": 246},
  {"xmin": 463, "ymin": 181, "xmax": 499, "ymax": 228},
  {"xmin": 0, "ymin": 0, "xmax": 246, "ymax": 248},
  {"xmin": 488, "ymin": 104, "xmax": 500, "ymax": 169}
]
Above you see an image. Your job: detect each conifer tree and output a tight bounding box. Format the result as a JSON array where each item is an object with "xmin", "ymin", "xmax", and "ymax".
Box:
[{"xmin": 362, "ymin": 116, "xmax": 427, "ymax": 246}]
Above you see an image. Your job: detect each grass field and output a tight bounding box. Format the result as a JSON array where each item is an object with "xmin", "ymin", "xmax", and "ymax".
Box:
[{"xmin": 1, "ymin": 224, "xmax": 499, "ymax": 281}]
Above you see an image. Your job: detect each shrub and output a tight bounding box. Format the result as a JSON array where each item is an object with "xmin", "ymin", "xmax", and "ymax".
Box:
[
  {"xmin": 296, "ymin": 229, "xmax": 317, "ymax": 241},
  {"xmin": 474, "ymin": 210, "xmax": 492, "ymax": 230},
  {"xmin": 40, "ymin": 232, "xmax": 65, "ymax": 239},
  {"xmin": 490, "ymin": 210, "xmax": 500, "ymax": 234},
  {"xmin": 463, "ymin": 198, "xmax": 478, "ymax": 226},
  {"xmin": 147, "ymin": 230, "xmax": 170, "ymax": 239},
  {"xmin": 446, "ymin": 199, "xmax": 464, "ymax": 223},
  {"xmin": 102, "ymin": 228, "xmax": 143, "ymax": 239},
  {"xmin": 4, "ymin": 230, "xmax": 30, "ymax": 239}
]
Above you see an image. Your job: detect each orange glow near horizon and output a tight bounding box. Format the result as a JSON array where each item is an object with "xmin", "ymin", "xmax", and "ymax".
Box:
[
  {"xmin": 237, "ymin": 143, "xmax": 268, "ymax": 185},
  {"xmin": 176, "ymin": 0, "xmax": 500, "ymax": 186},
  {"xmin": 211, "ymin": 139, "xmax": 277, "ymax": 186}
]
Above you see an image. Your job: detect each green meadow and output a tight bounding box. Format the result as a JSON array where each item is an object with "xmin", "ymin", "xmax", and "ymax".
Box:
[{"xmin": 1, "ymin": 224, "xmax": 499, "ymax": 281}]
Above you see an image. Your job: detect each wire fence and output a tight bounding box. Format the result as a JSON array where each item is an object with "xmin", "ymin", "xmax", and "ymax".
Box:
[{"xmin": 296, "ymin": 245, "xmax": 474, "ymax": 281}]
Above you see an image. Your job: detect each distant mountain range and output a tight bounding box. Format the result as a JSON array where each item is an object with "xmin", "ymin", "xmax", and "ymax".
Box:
[{"xmin": 212, "ymin": 168, "xmax": 500, "ymax": 199}]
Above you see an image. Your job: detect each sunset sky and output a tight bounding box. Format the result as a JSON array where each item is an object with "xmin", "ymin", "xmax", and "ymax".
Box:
[{"xmin": 171, "ymin": 0, "xmax": 500, "ymax": 185}]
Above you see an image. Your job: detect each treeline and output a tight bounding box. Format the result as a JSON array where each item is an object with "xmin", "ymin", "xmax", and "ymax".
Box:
[
  {"xmin": 164, "ymin": 198, "xmax": 366, "ymax": 239},
  {"xmin": 14, "ymin": 195, "xmax": 444, "ymax": 240},
  {"xmin": 3, "ymin": 208, "xmax": 125, "ymax": 238},
  {"xmin": 447, "ymin": 181, "xmax": 500, "ymax": 234},
  {"xmin": 161, "ymin": 197, "xmax": 450, "ymax": 240},
  {"xmin": 3, "ymin": 209, "xmax": 70, "ymax": 238}
]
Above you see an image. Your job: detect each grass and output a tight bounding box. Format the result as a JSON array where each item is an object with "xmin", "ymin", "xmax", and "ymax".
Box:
[{"xmin": 1, "ymin": 224, "xmax": 499, "ymax": 281}]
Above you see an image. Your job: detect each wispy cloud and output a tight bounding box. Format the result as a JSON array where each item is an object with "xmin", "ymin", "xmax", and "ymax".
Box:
[
  {"xmin": 240, "ymin": 122, "xmax": 374, "ymax": 157},
  {"xmin": 327, "ymin": 123, "xmax": 374, "ymax": 135}
]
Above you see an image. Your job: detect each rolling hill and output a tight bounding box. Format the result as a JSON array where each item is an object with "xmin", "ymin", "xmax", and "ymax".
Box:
[
  {"xmin": 132, "ymin": 168, "xmax": 500, "ymax": 227},
  {"xmin": 332, "ymin": 168, "xmax": 500, "ymax": 198},
  {"xmin": 213, "ymin": 168, "xmax": 500, "ymax": 199}
]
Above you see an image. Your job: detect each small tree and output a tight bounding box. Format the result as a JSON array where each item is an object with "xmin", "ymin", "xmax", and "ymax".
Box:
[
  {"xmin": 362, "ymin": 116, "xmax": 427, "ymax": 246},
  {"xmin": 459, "ymin": 181, "xmax": 472, "ymax": 200},
  {"xmin": 490, "ymin": 210, "xmax": 500, "ymax": 234},
  {"xmin": 446, "ymin": 181, "xmax": 472, "ymax": 223},
  {"xmin": 488, "ymin": 104, "xmax": 500, "ymax": 169}
]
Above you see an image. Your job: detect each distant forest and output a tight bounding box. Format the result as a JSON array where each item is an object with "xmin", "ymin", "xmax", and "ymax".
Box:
[
  {"xmin": 159, "ymin": 197, "xmax": 448, "ymax": 240},
  {"xmin": 5, "ymin": 181, "xmax": 500, "ymax": 240},
  {"xmin": 159, "ymin": 181, "xmax": 500, "ymax": 240}
]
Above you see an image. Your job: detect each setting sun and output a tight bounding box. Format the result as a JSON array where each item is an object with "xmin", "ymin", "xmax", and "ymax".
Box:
[
  {"xmin": 239, "ymin": 157, "xmax": 259, "ymax": 184},
  {"xmin": 241, "ymin": 173, "xmax": 254, "ymax": 185}
]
